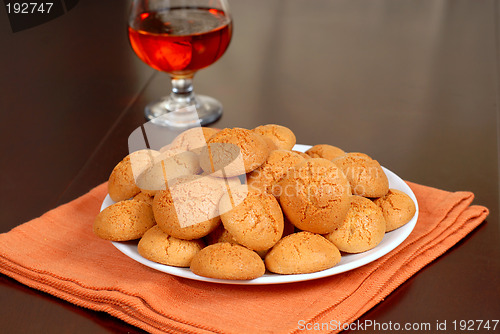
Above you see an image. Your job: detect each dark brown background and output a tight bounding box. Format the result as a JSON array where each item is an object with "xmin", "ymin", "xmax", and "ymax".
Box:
[{"xmin": 0, "ymin": 0, "xmax": 498, "ymax": 333}]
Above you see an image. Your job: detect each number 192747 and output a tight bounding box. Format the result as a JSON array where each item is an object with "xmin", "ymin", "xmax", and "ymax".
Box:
[
  {"xmin": 452, "ymin": 320, "xmax": 499, "ymax": 331},
  {"xmin": 6, "ymin": 2, "xmax": 54, "ymax": 14}
]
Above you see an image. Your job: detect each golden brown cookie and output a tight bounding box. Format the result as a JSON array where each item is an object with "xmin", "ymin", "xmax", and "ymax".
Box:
[
  {"xmin": 199, "ymin": 128, "xmax": 270, "ymax": 177},
  {"xmin": 219, "ymin": 187, "xmax": 284, "ymax": 251},
  {"xmin": 137, "ymin": 226, "xmax": 205, "ymax": 267},
  {"xmin": 333, "ymin": 153, "xmax": 389, "ymax": 198},
  {"xmin": 167, "ymin": 127, "xmax": 220, "ymax": 154},
  {"xmin": 252, "ymin": 124, "xmax": 296, "ymax": 151},
  {"xmin": 108, "ymin": 149, "xmax": 160, "ymax": 202},
  {"xmin": 190, "ymin": 243, "xmax": 266, "ymax": 280},
  {"xmin": 258, "ymin": 134, "xmax": 279, "ymax": 151},
  {"xmin": 305, "ymin": 144, "xmax": 345, "ymax": 160},
  {"xmin": 265, "ymin": 232, "xmax": 341, "ymax": 274},
  {"xmin": 132, "ymin": 191, "xmax": 155, "ymax": 206},
  {"xmin": 292, "ymin": 150, "xmax": 311, "ymax": 159},
  {"xmin": 93, "ymin": 200, "xmax": 155, "ymax": 241},
  {"xmin": 324, "ymin": 196, "xmax": 386, "ymax": 253},
  {"xmin": 204, "ymin": 224, "xmax": 270, "ymax": 258},
  {"xmin": 279, "ymin": 158, "xmax": 352, "ymax": 234},
  {"xmin": 153, "ymin": 175, "xmax": 240, "ymax": 240},
  {"xmin": 207, "ymin": 219, "xmax": 295, "ymax": 258},
  {"xmin": 246, "ymin": 150, "xmax": 306, "ymax": 196},
  {"xmin": 135, "ymin": 149, "xmax": 201, "ymax": 195},
  {"xmin": 373, "ymin": 189, "xmax": 416, "ymax": 232},
  {"xmin": 348, "ymin": 152, "xmax": 372, "ymax": 159}
]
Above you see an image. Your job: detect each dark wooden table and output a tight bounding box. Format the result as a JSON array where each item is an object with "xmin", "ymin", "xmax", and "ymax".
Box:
[{"xmin": 1, "ymin": 0, "xmax": 498, "ymax": 333}]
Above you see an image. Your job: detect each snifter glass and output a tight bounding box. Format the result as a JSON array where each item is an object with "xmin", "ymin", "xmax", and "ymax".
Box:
[{"xmin": 128, "ymin": 0, "xmax": 232, "ymax": 127}]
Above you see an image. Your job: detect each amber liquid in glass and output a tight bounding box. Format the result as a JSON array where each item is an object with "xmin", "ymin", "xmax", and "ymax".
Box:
[{"xmin": 128, "ymin": 7, "xmax": 232, "ymax": 76}]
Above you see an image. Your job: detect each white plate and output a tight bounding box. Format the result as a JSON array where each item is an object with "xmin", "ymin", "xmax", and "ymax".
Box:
[{"xmin": 102, "ymin": 144, "xmax": 418, "ymax": 285}]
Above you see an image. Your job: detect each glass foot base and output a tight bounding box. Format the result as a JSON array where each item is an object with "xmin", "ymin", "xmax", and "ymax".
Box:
[{"xmin": 145, "ymin": 95, "xmax": 223, "ymax": 128}]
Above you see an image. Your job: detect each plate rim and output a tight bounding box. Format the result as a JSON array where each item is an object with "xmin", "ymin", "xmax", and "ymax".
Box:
[{"xmin": 103, "ymin": 144, "xmax": 419, "ymax": 285}]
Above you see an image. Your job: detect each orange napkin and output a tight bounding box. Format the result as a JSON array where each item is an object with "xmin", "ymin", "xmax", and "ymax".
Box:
[{"xmin": 0, "ymin": 182, "xmax": 489, "ymax": 334}]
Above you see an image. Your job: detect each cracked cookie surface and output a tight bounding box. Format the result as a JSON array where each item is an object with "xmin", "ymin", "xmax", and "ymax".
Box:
[
  {"xmin": 246, "ymin": 150, "xmax": 306, "ymax": 196},
  {"xmin": 265, "ymin": 232, "xmax": 341, "ymax": 274},
  {"xmin": 374, "ymin": 189, "xmax": 416, "ymax": 232},
  {"xmin": 305, "ymin": 144, "xmax": 345, "ymax": 160},
  {"xmin": 252, "ymin": 124, "xmax": 296, "ymax": 151},
  {"xmin": 190, "ymin": 242, "xmax": 265, "ymax": 280},
  {"xmin": 333, "ymin": 152, "xmax": 389, "ymax": 198},
  {"xmin": 153, "ymin": 175, "xmax": 240, "ymax": 240},
  {"xmin": 219, "ymin": 187, "xmax": 284, "ymax": 251},
  {"xmin": 199, "ymin": 127, "xmax": 270, "ymax": 177},
  {"xmin": 94, "ymin": 200, "xmax": 155, "ymax": 241},
  {"xmin": 165, "ymin": 127, "xmax": 220, "ymax": 155},
  {"xmin": 138, "ymin": 226, "xmax": 205, "ymax": 267},
  {"xmin": 279, "ymin": 158, "xmax": 352, "ymax": 234},
  {"xmin": 108, "ymin": 149, "xmax": 160, "ymax": 202},
  {"xmin": 324, "ymin": 196, "xmax": 386, "ymax": 253}
]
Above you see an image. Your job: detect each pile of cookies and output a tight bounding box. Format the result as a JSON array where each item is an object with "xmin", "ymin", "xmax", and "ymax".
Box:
[{"xmin": 94, "ymin": 124, "xmax": 416, "ymax": 280}]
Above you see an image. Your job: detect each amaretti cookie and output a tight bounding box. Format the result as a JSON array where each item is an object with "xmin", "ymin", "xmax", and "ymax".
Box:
[
  {"xmin": 206, "ymin": 216, "xmax": 295, "ymax": 246},
  {"xmin": 108, "ymin": 149, "xmax": 160, "ymax": 202},
  {"xmin": 279, "ymin": 158, "xmax": 352, "ymax": 234},
  {"xmin": 324, "ymin": 196, "xmax": 386, "ymax": 253},
  {"xmin": 265, "ymin": 232, "xmax": 341, "ymax": 274},
  {"xmin": 93, "ymin": 200, "xmax": 155, "ymax": 241},
  {"xmin": 167, "ymin": 127, "xmax": 220, "ymax": 154},
  {"xmin": 135, "ymin": 149, "xmax": 201, "ymax": 195},
  {"xmin": 292, "ymin": 150, "xmax": 311, "ymax": 159},
  {"xmin": 205, "ymin": 218, "xmax": 294, "ymax": 259},
  {"xmin": 246, "ymin": 150, "xmax": 306, "ymax": 196},
  {"xmin": 132, "ymin": 191, "xmax": 155, "ymax": 206},
  {"xmin": 333, "ymin": 153, "xmax": 389, "ymax": 198},
  {"xmin": 190, "ymin": 243, "xmax": 266, "ymax": 280},
  {"xmin": 305, "ymin": 144, "xmax": 345, "ymax": 160},
  {"xmin": 153, "ymin": 175, "xmax": 240, "ymax": 240},
  {"xmin": 199, "ymin": 127, "xmax": 270, "ymax": 177},
  {"xmin": 138, "ymin": 226, "xmax": 205, "ymax": 267},
  {"xmin": 252, "ymin": 124, "xmax": 296, "ymax": 151},
  {"xmin": 219, "ymin": 187, "xmax": 284, "ymax": 251},
  {"xmin": 373, "ymin": 189, "xmax": 416, "ymax": 232}
]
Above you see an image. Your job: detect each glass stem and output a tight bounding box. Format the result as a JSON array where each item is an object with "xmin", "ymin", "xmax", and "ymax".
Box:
[{"xmin": 170, "ymin": 77, "xmax": 196, "ymax": 107}]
